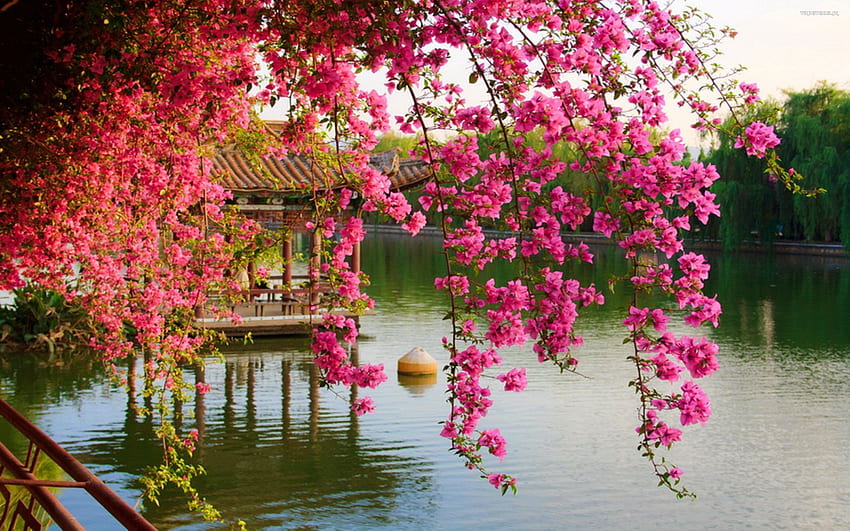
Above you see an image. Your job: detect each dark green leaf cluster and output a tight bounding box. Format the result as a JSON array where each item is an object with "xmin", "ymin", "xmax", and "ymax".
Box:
[
  {"xmin": 0, "ymin": 286, "xmax": 100, "ymax": 359},
  {"xmin": 704, "ymin": 83, "xmax": 850, "ymax": 250}
]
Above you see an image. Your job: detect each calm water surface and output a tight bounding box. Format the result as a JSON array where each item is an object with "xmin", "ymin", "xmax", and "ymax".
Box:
[{"xmin": 1, "ymin": 234, "xmax": 849, "ymax": 530}]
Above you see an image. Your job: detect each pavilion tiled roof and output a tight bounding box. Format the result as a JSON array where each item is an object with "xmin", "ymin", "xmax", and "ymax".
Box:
[{"xmin": 213, "ymin": 145, "xmax": 431, "ymax": 195}]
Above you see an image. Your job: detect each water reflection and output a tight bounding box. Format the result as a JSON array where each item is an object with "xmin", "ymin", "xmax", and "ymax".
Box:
[
  {"xmin": 397, "ymin": 373, "xmax": 439, "ymax": 397},
  {"xmin": 133, "ymin": 342, "xmax": 439, "ymax": 529},
  {"xmin": 366, "ymin": 231, "xmax": 850, "ymax": 353},
  {"xmin": 0, "ymin": 234, "xmax": 848, "ymax": 529},
  {"xmin": 706, "ymin": 251, "xmax": 850, "ymax": 351}
]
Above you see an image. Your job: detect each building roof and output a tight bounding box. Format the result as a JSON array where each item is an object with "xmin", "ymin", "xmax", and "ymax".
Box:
[{"xmin": 213, "ymin": 144, "xmax": 431, "ymax": 195}]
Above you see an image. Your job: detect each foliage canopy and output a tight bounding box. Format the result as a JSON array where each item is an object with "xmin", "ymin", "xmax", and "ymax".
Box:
[{"xmin": 704, "ymin": 83, "xmax": 844, "ymax": 249}]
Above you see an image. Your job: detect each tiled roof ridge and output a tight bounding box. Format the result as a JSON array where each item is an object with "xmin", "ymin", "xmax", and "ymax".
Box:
[{"xmin": 213, "ymin": 135, "xmax": 429, "ymax": 194}]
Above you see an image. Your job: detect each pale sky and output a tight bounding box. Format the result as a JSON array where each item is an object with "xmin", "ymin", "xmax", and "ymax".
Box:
[
  {"xmin": 687, "ymin": 0, "xmax": 848, "ymax": 97},
  {"xmin": 669, "ymin": 0, "xmax": 850, "ymax": 144}
]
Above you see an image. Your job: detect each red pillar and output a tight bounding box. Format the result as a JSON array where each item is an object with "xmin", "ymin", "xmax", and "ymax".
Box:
[
  {"xmin": 310, "ymin": 229, "xmax": 321, "ymax": 306},
  {"xmin": 283, "ymin": 234, "xmax": 293, "ymax": 287},
  {"xmin": 352, "ymin": 240, "xmax": 361, "ymax": 275}
]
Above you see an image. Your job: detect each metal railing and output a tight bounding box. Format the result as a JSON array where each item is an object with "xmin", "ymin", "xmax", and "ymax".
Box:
[{"xmin": 0, "ymin": 398, "xmax": 157, "ymax": 530}]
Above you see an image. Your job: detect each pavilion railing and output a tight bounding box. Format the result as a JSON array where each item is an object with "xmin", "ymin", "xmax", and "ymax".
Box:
[{"xmin": 0, "ymin": 397, "xmax": 157, "ymax": 530}]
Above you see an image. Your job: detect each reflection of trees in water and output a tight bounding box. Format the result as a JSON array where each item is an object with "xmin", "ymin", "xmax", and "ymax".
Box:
[
  {"xmin": 0, "ymin": 353, "xmax": 110, "ymax": 489},
  {"xmin": 0, "ymin": 354, "xmax": 105, "ymax": 421},
  {"xmin": 361, "ymin": 233, "xmax": 446, "ymax": 309},
  {"xmin": 0, "ymin": 337, "xmax": 428, "ymax": 528},
  {"xmin": 97, "ymin": 341, "xmax": 435, "ymax": 529},
  {"xmin": 706, "ymin": 252, "xmax": 850, "ymax": 351},
  {"xmin": 365, "ymin": 232, "xmax": 849, "ymax": 354},
  {"xmin": 363, "ymin": 233, "xmax": 638, "ymax": 330},
  {"xmin": 0, "ymin": 236, "xmax": 846, "ymax": 528}
]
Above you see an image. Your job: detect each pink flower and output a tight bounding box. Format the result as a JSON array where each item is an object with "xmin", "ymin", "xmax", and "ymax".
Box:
[
  {"xmin": 487, "ymin": 473, "xmax": 516, "ymax": 489},
  {"xmin": 669, "ymin": 467, "xmax": 683, "ymax": 480},
  {"xmin": 650, "ymin": 308, "xmax": 669, "ymax": 332},
  {"xmin": 402, "ymin": 211, "xmax": 427, "ymax": 236},
  {"xmin": 592, "ymin": 211, "xmax": 620, "ymax": 238},
  {"xmin": 677, "ymin": 381, "xmax": 711, "ymax": 425},
  {"xmin": 672, "ymin": 336, "xmax": 719, "ymax": 378},
  {"xmin": 497, "ymin": 368, "xmax": 527, "ymax": 392},
  {"xmin": 354, "ymin": 364, "xmax": 387, "ymax": 389},
  {"xmin": 623, "ymin": 306, "xmax": 650, "ymax": 331},
  {"xmin": 650, "ymin": 353, "xmax": 683, "ymax": 382},
  {"xmin": 678, "ymin": 252, "xmax": 711, "ymax": 282},
  {"xmin": 692, "ymin": 191, "xmax": 721, "ymax": 224},
  {"xmin": 739, "ymin": 82, "xmax": 760, "ymax": 104},
  {"xmin": 434, "ymin": 274, "xmax": 470, "ymax": 296},
  {"xmin": 454, "ymin": 106, "xmax": 496, "ymax": 132},
  {"xmin": 637, "ymin": 410, "xmax": 683, "ymax": 447},
  {"xmin": 478, "ymin": 429, "xmax": 508, "ymax": 461},
  {"xmin": 440, "ymin": 421, "xmax": 458, "ymax": 439},
  {"xmin": 734, "ymin": 121, "xmax": 780, "ymax": 158},
  {"xmin": 351, "ymin": 397, "xmax": 376, "ymax": 416},
  {"xmin": 651, "ymin": 398, "xmax": 670, "ymax": 410}
]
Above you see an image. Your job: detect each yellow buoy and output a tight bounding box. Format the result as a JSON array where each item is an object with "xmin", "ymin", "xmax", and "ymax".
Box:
[{"xmin": 397, "ymin": 346, "xmax": 438, "ymax": 375}]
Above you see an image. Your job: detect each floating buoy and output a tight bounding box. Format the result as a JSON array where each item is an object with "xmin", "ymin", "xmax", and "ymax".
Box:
[{"xmin": 397, "ymin": 346, "xmax": 438, "ymax": 375}]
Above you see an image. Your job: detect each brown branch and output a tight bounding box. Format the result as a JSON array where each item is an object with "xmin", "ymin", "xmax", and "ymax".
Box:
[{"xmin": 0, "ymin": 0, "xmax": 20, "ymax": 13}]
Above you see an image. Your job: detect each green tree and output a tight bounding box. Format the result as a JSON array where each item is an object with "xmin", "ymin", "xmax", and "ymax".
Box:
[
  {"xmin": 374, "ymin": 131, "xmax": 419, "ymax": 156},
  {"xmin": 779, "ymin": 84, "xmax": 850, "ymax": 245},
  {"xmin": 702, "ymin": 101, "xmax": 782, "ymax": 249},
  {"xmin": 705, "ymin": 83, "xmax": 848, "ymax": 249}
]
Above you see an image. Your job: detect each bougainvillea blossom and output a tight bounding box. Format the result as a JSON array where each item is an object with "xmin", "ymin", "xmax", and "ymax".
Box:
[{"xmin": 0, "ymin": 0, "xmax": 804, "ymax": 520}]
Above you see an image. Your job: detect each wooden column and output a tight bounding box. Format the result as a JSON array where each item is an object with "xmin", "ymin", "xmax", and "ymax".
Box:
[
  {"xmin": 352, "ymin": 240, "xmax": 361, "ymax": 275},
  {"xmin": 283, "ymin": 233, "xmax": 293, "ymax": 287},
  {"xmin": 194, "ymin": 363, "xmax": 206, "ymax": 455},
  {"xmin": 310, "ymin": 229, "xmax": 321, "ymax": 306},
  {"xmin": 247, "ymin": 261, "xmax": 256, "ymax": 290}
]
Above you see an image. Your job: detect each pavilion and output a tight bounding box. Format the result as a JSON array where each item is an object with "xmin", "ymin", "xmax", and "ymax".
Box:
[{"xmin": 200, "ymin": 123, "xmax": 431, "ymax": 335}]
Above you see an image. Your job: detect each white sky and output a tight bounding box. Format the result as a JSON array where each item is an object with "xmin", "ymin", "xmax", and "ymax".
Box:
[{"xmin": 687, "ymin": 0, "xmax": 848, "ymax": 97}]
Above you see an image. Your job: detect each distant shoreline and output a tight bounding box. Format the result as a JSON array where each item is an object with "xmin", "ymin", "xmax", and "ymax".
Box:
[
  {"xmin": 1, "ymin": 226, "xmax": 843, "ymax": 307},
  {"xmin": 365, "ymin": 224, "xmax": 848, "ymax": 258}
]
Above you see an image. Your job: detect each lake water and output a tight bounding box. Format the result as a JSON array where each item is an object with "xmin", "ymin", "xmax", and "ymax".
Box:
[{"xmin": 1, "ymin": 233, "xmax": 849, "ymax": 530}]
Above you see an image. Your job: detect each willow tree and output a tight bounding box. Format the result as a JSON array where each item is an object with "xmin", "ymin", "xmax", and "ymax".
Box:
[
  {"xmin": 705, "ymin": 83, "xmax": 841, "ymax": 249},
  {"xmin": 0, "ymin": 0, "xmax": 802, "ymax": 522},
  {"xmin": 700, "ymin": 101, "xmax": 784, "ymax": 249},
  {"xmin": 779, "ymin": 84, "xmax": 850, "ymax": 245}
]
